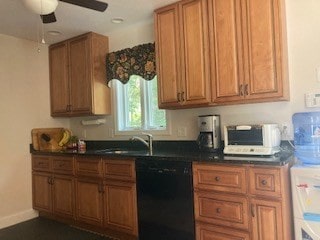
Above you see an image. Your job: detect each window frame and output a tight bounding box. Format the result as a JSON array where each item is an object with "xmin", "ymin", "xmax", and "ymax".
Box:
[{"xmin": 111, "ymin": 77, "xmax": 171, "ymax": 137}]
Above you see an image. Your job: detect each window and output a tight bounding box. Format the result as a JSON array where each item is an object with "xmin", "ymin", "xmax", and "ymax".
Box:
[{"xmin": 113, "ymin": 75, "xmax": 168, "ymax": 134}]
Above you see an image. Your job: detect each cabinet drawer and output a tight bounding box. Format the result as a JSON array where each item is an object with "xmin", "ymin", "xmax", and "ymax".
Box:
[
  {"xmin": 196, "ymin": 222, "xmax": 250, "ymax": 240},
  {"xmin": 52, "ymin": 156, "xmax": 74, "ymax": 175},
  {"xmin": 103, "ymin": 159, "xmax": 135, "ymax": 182},
  {"xmin": 193, "ymin": 163, "xmax": 247, "ymax": 194},
  {"xmin": 194, "ymin": 191, "xmax": 249, "ymax": 230},
  {"xmin": 75, "ymin": 157, "xmax": 102, "ymax": 178},
  {"xmin": 249, "ymin": 167, "xmax": 282, "ymax": 198},
  {"xmin": 32, "ymin": 155, "xmax": 52, "ymax": 172}
]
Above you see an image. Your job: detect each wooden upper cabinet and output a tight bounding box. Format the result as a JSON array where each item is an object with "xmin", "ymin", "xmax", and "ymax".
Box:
[
  {"xmin": 68, "ymin": 35, "xmax": 92, "ymax": 114},
  {"xmin": 155, "ymin": 0, "xmax": 211, "ymax": 109},
  {"xmin": 155, "ymin": 3, "xmax": 180, "ymax": 107},
  {"xmin": 245, "ymin": 0, "xmax": 288, "ymax": 101},
  {"xmin": 156, "ymin": 0, "xmax": 289, "ymax": 108},
  {"xmin": 50, "ymin": 42, "xmax": 69, "ymax": 115},
  {"xmin": 211, "ymin": 0, "xmax": 289, "ymax": 104},
  {"xmin": 49, "ymin": 32, "xmax": 111, "ymax": 117},
  {"xmin": 208, "ymin": 0, "xmax": 245, "ymax": 103}
]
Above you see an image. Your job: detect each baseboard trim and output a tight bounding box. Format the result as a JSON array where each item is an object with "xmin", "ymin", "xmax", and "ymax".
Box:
[{"xmin": 0, "ymin": 209, "xmax": 39, "ymax": 229}]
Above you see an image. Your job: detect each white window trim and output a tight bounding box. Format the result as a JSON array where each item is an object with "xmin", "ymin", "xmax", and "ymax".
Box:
[{"xmin": 111, "ymin": 80, "xmax": 172, "ymax": 137}]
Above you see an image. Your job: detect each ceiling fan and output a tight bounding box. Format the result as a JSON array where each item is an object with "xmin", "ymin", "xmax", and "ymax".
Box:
[{"xmin": 23, "ymin": 0, "xmax": 108, "ymax": 24}]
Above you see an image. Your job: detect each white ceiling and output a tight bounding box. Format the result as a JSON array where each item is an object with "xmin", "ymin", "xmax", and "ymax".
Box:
[{"xmin": 0, "ymin": 0, "xmax": 177, "ymax": 45}]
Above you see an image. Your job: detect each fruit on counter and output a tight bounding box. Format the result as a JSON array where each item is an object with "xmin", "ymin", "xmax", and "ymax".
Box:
[{"xmin": 58, "ymin": 129, "xmax": 71, "ymax": 147}]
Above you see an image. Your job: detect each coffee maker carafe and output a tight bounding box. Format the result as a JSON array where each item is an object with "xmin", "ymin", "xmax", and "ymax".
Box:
[{"xmin": 197, "ymin": 115, "xmax": 221, "ymax": 152}]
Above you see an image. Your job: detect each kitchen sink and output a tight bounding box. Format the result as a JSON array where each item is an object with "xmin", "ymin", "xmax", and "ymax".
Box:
[{"xmin": 94, "ymin": 148, "xmax": 149, "ymax": 155}]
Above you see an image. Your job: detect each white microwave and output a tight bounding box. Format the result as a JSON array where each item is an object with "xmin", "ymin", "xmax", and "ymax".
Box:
[{"xmin": 223, "ymin": 124, "xmax": 281, "ymax": 155}]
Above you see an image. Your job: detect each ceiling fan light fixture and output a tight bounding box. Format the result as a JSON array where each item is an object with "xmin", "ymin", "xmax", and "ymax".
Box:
[{"xmin": 23, "ymin": 0, "xmax": 58, "ymax": 15}]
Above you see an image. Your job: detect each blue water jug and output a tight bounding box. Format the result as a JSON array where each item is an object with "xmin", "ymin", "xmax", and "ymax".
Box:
[{"xmin": 292, "ymin": 111, "xmax": 320, "ymax": 164}]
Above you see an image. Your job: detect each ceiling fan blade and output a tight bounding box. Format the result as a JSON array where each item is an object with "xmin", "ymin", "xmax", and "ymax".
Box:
[
  {"xmin": 41, "ymin": 12, "xmax": 57, "ymax": 24},
  {"xmin": 60, "ymin": 0, "xmax": 108, "ymax": 12}
]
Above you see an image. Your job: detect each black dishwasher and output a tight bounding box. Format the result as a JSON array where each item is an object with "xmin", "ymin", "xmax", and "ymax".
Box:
[{"xmin": 136, "ymin": 158, "xmax": 195, "ymax": 240}]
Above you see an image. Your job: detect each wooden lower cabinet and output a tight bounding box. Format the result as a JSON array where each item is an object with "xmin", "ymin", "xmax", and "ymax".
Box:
[
  {"xmin": 32, "ymin": 155, "xmax": 138, "ymax": 239},
  {"xmin": 75, "ymin": 178, "xmax": 104, "ymax": 226},
  {"xmin": 196, "ymin": 223, "xmax": 250, "ymax": 240},
  {"xmin": 33, "ymin": 172, "xmax": 52, "ymax": 213},
  {"xmin": 52, "ymin": 175, "xmax": 74, "ymax": 218},
  {"xmin": 33, "ymin": 172, "xmax": 74, "ymax": 219},
  {"xmin": 193, "ymin": 162, "xmax": 293, "ymax": 240},
  {"xmin": 251, "ymin": 198, "xmax": 283, "ymax": 240},
  {"xmin": 104, "ymin": 180, "xmax": 138, "ymax": 235}
]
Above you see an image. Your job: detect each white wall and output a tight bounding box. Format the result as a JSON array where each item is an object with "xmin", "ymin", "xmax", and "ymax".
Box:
[
  {"xmin": 0, "ymin": 34, "xmax": 69, "ymax": 228},
  {"xmin": 70, "ymin": 0, "xmax": 320, "ymax": 141}
]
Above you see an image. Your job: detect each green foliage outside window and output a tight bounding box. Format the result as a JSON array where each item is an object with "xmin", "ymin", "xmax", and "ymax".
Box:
[{"xmin": 117, "ymin": 75, "xmax": 166, "ymax": 131}]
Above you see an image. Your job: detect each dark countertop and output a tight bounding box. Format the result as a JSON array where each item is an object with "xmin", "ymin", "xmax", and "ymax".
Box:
[{"xmin": 30, "ymin": 140, "xmax": 295, "ymax": 166}]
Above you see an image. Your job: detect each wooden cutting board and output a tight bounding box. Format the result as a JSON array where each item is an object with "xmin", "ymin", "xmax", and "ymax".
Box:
[{"xmin": 31, "ymin": 128, "xmax": 65, "ymax": 151}]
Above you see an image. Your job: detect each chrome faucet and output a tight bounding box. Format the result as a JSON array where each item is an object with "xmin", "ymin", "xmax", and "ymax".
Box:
[{"xmin": 130, "ymin": 133, "xmax": 153, "ymax": 154}]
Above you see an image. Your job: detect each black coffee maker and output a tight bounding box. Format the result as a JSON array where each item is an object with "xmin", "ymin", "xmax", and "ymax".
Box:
[{"xmin": 197, "ymin": 115, "xmax": 221, "ymax": 152}]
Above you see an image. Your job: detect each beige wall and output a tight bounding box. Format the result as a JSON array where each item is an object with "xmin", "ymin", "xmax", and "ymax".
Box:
[
  {"xmin": 0, "ymin": 34, "xmax": 69, "ymax": 228},
  {"xmin": 70, "ymin": 0, "xmax": 320, "ymax": 141},
  {"xmin": 2, "ymin": 0, "xmax": 320, "ymax": 228}
]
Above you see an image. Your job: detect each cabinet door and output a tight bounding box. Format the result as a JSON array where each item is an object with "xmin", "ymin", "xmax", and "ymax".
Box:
[
  {"xmin": 179, "ymin": 0, "xmax": 210, "ymax": 106},
  {"xmin": 32, "ymin": 172, "xmax": 52, "ymax": 213},
  {"xmin": 49, "ymin": 42, "xmax": 69, "ymax": 116},
  {"xmin": 208, "ymin": 0, "xmax": 246, "ymax": 103},
  {"xmin": 52, "ymin": 175, "xmax": 75, "ymax": 219},
  {"xmin": 75, "ymin": 178, "xmax": 103, "ymax": 226},
  {"xmin": 69, "ymin": 35, "xmax": 92, "ymax": 114},
  {"xmin": 104, "ymin": 181, "xmax": 138, "ymax": 236},
  {"xmin": 244, "ymin": 0, "xmax": 288, "ymax": 100},
  {"xmin": 155, "ymin": 3, "xmax": 181, "ymax": 108},
  {"xmin": 251, "ymin": 198, "xmax": 283, "ymax": 240}
]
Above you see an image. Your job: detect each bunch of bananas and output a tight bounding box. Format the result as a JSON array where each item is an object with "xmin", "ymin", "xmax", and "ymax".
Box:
[{"xmin": 58, "ymin": 129, "xmax": 72, "ymax": 147}]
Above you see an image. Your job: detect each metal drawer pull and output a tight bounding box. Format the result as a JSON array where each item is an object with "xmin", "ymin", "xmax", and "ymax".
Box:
[
  {"xmin": 251, "ymin": 204, "xmax": 255, "ymax": 217},
  {"xmin": 215, "ymin": 176, "xmax": 220, "ymax": 181},
  {"xmin": 177, "ymin": 92, "xmax": 181, "ymax": 102},
  {"xmin": 181, "ymin": 92, "xmax": 185, "ymax": 102},
  {"xmin": 240, "ymin": 84, "xmax": 244, "ymax": 96},
  {"xmin": 261, "ymin": 179, "xmax": 267, "ymax": 185},
  {"xmin": 244, "ymin": 84, "xmax": 249, "ymax": 95}
]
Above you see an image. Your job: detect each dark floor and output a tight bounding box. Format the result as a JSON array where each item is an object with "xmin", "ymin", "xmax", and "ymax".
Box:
[{"xmin": 0, "ymin": 217, "xmax": 115, "ymax": 240}]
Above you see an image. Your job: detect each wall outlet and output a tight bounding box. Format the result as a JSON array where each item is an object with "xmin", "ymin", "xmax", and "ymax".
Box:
[
  {"xmin": 279, "ymin": 123, "xmax": 291, "ymax": 140},
  {"xmin": 177, "ymin": 127, "xmax": 187, "ymax": 137},
  {"xmin": 109, "ymin": 128, "xmax": 114, "ymax": 138},
  {"xmin": 82, "ymin": 129, "xmax": 87, "ymax": 139}
]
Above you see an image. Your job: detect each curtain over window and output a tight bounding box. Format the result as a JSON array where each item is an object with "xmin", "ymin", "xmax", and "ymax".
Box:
[{"xmin": 106, "ymin": 42, "xmax": 156, "ymax": 86}]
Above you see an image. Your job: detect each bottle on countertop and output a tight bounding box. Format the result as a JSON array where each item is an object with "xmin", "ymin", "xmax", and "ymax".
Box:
[{"xmin": 78, "ymin": 139, "xmax": 86, "ymax": 153}]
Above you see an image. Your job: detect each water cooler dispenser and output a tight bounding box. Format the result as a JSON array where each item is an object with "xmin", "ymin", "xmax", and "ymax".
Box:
[{"xmin": 291, "ymin": 112, "xmax": 320, "ymax": 240}]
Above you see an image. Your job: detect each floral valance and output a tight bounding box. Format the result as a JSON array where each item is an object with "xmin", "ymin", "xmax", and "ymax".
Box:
[{"xmin": 106, "ymin": 42, "xmax": 156, "ymax": 86}]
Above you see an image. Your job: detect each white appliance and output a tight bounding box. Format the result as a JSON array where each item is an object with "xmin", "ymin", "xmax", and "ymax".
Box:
[
  {"xmin": 223, "ymin": 124, "xmax": 281, "ymax": 155},
  {"xmin": 291, "ymin": 164, "xmax": 320, "ymax": 240}
]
